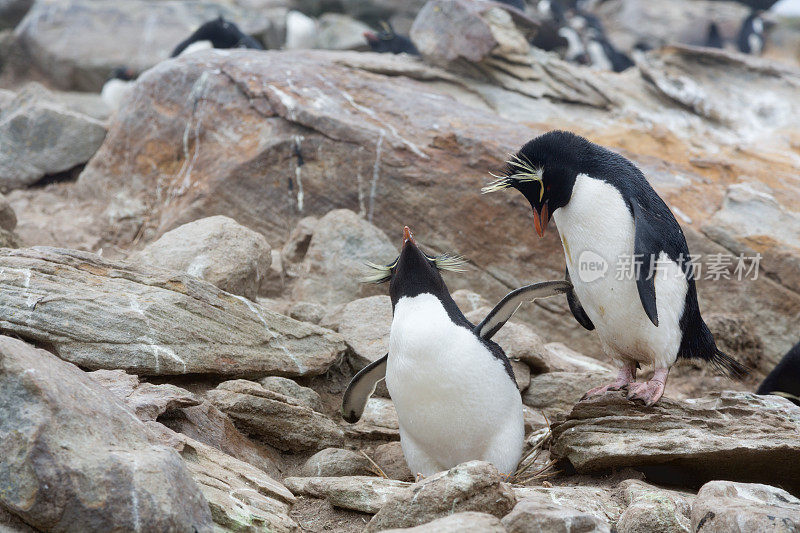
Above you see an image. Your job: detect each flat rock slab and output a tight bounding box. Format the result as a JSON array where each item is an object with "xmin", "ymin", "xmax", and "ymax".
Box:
[
  {"xmin": 0, "ymin": 247, "xmax": 345, "ymax": 377},
  {"xmin": 283, "ymin": 476, "xmax": 410, "ymax": 514},
  {"xmin": 0, "ymin": 335, "xmax": 212, "ymax": 531},
  {"xmin": 552, "ymin": 391, "xmax": 800, "ymax": 493},
  {"xmin": 690, "ymin": 480, "xmax": 800, "ymax": 533}
]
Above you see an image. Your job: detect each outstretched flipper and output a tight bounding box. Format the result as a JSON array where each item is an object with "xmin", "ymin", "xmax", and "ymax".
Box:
[
  {"xmin": 341, "ymin": 354, "xmax": 388, "ymax": 423},
  {"xmin": 565, "ymin": 268, "xmax": 594, "ymax": 331},
  {"xmin": 474, "ymin": 280, "xmax": 571, "ymax": 340},
  {"xmin": 631, "ymin": 199, "xmax": 659, "ymax": 327}
]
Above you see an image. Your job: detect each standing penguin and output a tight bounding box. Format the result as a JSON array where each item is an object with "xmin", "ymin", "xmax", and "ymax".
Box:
[
  {"xmin": 342, "ymin": 226, "xmax": 570, "ymax": 476},
  {"xmin": 757, "ymin": 340, "xmax": 800, "ymax": 406},
  {"xmin": 738, "ymin": 10, "xmax": 765, "ymax": 55},
  {"xmin": 171, "ymin": 16, "xmax": 263, "ymax": 58},
  {"xmin": 482, "ymin": 131, "xmax": 746, "ymax": 405}
]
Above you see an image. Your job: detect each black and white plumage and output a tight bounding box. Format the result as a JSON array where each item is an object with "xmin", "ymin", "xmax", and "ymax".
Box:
[
  {"xmin": 737, "ymin": 11, "xmax": 765, "ymax": 55},
  {"xmin": 363, "ymin": 22, "xmax": 419, "ymax": 55},
  {"xmin": 705, "ymin": 22, "xmax": 725, "ymax": 49},
  {"xmin": 341, "ymin": 226, "xmax": 569, "ymax": 475},
  {"xmin": 101, "ymin": 66, "xmax": 136, "ymax": 112},
  {"xmin": 483, "ymin": 131, "xmax": 747, "ymax": 405},
  {"xmin": 170, "ymin": 17, "xmax": 263, "ymax": 58},
  {"xmin": 757, "ymin": 341, "xmax": 800, "ymax": 406}
]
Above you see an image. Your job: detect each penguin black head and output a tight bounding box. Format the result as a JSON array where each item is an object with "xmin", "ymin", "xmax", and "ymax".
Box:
[
  {"xmin": 109, "ymin": 66, "xmax": 136, "ymax": 81},
  {"xmin": 363, "ymin": 226, "xmax": 465, "ymax": 308},
  {"xmin": 482, "ymin": 130, "xmax": 590, "ymax": 237},
  {"xmin": 363, "ymin": 22, "xmax": 419, "ymax": 55}
]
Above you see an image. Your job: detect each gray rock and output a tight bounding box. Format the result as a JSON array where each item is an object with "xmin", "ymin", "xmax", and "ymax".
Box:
[
  {"xmin": 346, "ymin": 396, "xmax": 400, "ymax": 439},
  {"xmin": 259, "ymin": 375, "xmax": 325, "ymax": 412},
  {"xmin": 510, "ymin": 359, "xmax": 531, "ymax": 391},
  {"xmin": 338, "ymin": 294, "xmax": 392, "ymax": 370},
  {"xmin": 691, "ymin": 481, "xmax": 800, "ymax": 533},
  {"xmin": 502, "ymin": 499, "xmax": 611, "ymax": 533},
  {"xmin": 542, "ymin": 342, "xmax": 615, "ymax": 373},
  {"xmin": 288, "ymin": 301, "xmax": 326, "ymax": 324},
  {"xmin": 300, "ymin": 448, "xmax": 374, "ymax": 477},
  {"xmin": 207, "ymin": 379, "xmax": 344, "ymax": 452},
  {"xmin": 552, "ymin": 392, "xmax": 800, "ymax": 493},
  {"xmin": 148, "ymin": 422, "xmax": 299, "ymax": 533},
  {"xmin": 0, "ymin": 247, "xmax": 345, "ymax": 377},
  {"xmin": 372, "ymin": 441, "xmax": 413, "ymax": 481},
  {"xmin": 158, "ymin": 401, "xmax": 281, "ymax": 479},
  {"xmin": 383, "ymin": 512, "xmax": 506, "ymax": 532},
  {"xmin": 512, "ymin": 485, "xmax": 624, "ymax": 525},
  {"xmin": 366, "ymin": 461, "xmax": 516, "ymax": 532},
  {"xmin": 522, "ymin": 370, "xmax": 616, "ymax": 420},
  {"xmin": 8, "ymin": 0, "xmax": 285, "ymax": 91},
  {"xmin": 0, "ymin": 89, "xmax": 106, "ymax": 192},
  {"xmin": 616, "ymin": 479, "xmax": 692, "ymax": 533},
  {"xmin": 410, "ymin": 0, "xmax": 533, "ymax": 72},
  {"xmin": 133, "ymin": 215, "xmax": 271, "ymax": 300},
  {"xmin": 291, "ymin": 209, "xmax": 397, "ymax": 306},
  {"xmin": 282, "ymin": 216, "xmax": 318, "ymax": 264},
  {"xmin": 317, "ymin": 13, "xmax": 370, "ymax": 50},
  {"xmin": 0, "ymin": 335, "xmax": 213, "ymax": 531},
  {"xmin": 0, "ymin": 228, "xmax": 19, "ymax": 248},
  {"xmin": 0, "ymin": 193, "xmax": 16, "ymax": 231},
  {"xmin": 451, "ymin": 289, "xmax": 490, "ymax": 314},
  {"xmin": 283, "ymin": 475, "xmax": 410, "ymax": 514},
  {"xmin": 88, "ymin": 369, "xmax": 201, "ymax": 422}
]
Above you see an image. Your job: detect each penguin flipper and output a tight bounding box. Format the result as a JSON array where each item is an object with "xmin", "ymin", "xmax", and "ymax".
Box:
[
  {"xmin": 475, "ymin": 280, "xmax": 572, "ymax": 341},
  {"xmin": 565, "ymin": 268, "xmax": 595, "ymax": 331},
  {"xmin": 341, "ymin": 354, "xmax": 387, "ymax": 423},
  {"xmin": 631, "ymin": 200, "xmax": 660, "ymax": 327}
]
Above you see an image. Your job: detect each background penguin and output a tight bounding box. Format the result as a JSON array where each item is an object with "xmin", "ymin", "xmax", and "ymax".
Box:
[
  {"xmin": 170, "ymin": 16, "xmax": 263, "ymax": 58},
  {"xmin": 363, "ymin": 22, "xmax": 419, "ymax": 55},
  {"xmin": 342, "ymin": 226, "xmax": 569, "ymax": 476},
  {"xmin": 101, "ymin": 66, "xmax": 136, "ymax": 112},
  {"xmin": 757, "ymin": 340, "xmax": 800, "ymax": 406},
  {"xmin": 705, "ymin": 22, "xmax": 725, "ymax": 49},
  {"xmin": 737, "ymin": 10, "xmax": 765, "ymax": 55},
  {"xmin": 482, "ymin": 131, "xmax": 747, "ymax": 405}
]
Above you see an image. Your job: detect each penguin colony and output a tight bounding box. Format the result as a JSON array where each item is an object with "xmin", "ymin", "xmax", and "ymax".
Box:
[{"xmin": 343, "ymin": 130, "xmax": 757, "ymax": 476}]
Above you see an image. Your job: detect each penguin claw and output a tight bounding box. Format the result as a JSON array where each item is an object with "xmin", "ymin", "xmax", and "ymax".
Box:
[
  {"xmin": 626, "ymin": 380, "xmax": 665, "ymax": 406},
  {"xmin": 580, "ymin": 381, "xmax": 629, "ymax": 401}
]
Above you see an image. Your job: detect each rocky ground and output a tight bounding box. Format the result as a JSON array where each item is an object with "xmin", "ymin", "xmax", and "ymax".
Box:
[{"xmin": 1, "ymin": 0, "xmax": 800, "ymax": 532}]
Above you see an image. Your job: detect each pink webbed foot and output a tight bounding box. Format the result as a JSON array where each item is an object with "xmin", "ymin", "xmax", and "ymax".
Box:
[
  {"xmin": 626, "ymin": 368, "xmax": 669, "ymax": 406},
  {"xmin": 581, "ymin": 362, "xmax": 636, "ymax": 401}
]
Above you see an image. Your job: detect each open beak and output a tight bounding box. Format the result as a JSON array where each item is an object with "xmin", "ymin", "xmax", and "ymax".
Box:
[
  {"xmin": 403, "ymin": 225, "xmax": 417, "ymax": 245},
  {"xmin": 532, "ymin": 204, "xmax": 550, "ymax": 238}
]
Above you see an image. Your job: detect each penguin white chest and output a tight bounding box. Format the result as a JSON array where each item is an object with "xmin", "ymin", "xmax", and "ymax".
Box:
[
  {"xmin": 386, "ymin": 294, "xmax": 523, "ymax": 476},
  {"xmin": 552, "ymin": 174, "xmax": 687, "ymax": 368}
]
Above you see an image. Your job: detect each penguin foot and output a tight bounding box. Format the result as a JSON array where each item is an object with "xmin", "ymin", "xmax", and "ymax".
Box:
[
  {"xmin": 580, "ymin": 363, "xmax": 637, "ymax": 401},
  {"xmin": 580, "ymin": 381, "xmax": 628, "ymax": 400},
  {"xmin": 626, "ymin": 367, "xmax": 669, "ymax": 406}
]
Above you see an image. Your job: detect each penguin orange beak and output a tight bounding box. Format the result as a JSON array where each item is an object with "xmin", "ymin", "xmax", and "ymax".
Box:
[
  {"xmin": 403, "ymin": 225, "xmax": 417, "ymax": 245},
  {"xmin": 533, "ymin": 205, "xmax": 550, "ymax": 238}
]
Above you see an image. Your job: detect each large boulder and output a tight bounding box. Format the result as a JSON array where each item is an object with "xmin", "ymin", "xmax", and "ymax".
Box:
[
  {"xmin": 551, "ymin": 392, "xmax": 800, "ymax": 493},
  {"xmin": 383, "ymin": 512, "xmax": 506, "ymax": 532},
  {"xmin": 133, "ymin": 215, "xmax": 272, "ymax": 300},
  {"xmin": 0, "ymin": 87, "xmax": 106, "ymax": 192},
  {"xmin": 338, "ymin": 294, "xmax": 392, "ymax": 370},
  {"xmin": 0, "ymin": 192, "xmax": 17, "ymax": 231},
  {"xmin": 0, "ymin": 247, "xmax": 345, "ymax": 377},
  {"xmin": 7, "ymin": 0, "xmax": 286, "ymax": 91},
  {"xmin": 300, "ymin": 448, "xmax": 375, "ymax": 477},
  {"xmin": 522, "ymin": 370, "xmax": 617, "ymax": 420},
  {"xmin": 207, "ymin": 379, "xmax": 345, "ymax": 452},
  {"xmin": 502, "ymin": 499, "xmax": 611, "ymax": 533},
  {"xmin": 0, "ymin": 335, "xmax": 213, "ymax": 531},
  {"xmin": 366, "ymin": 461, "xmax": 516, "ymax": 531},
  {"xmin": 74, "ymin": 46, "xmax": 800, "ymax": 369},
  {"xmin": 690, "ymin": 481, "xmax": 800, "ymax": 533}
]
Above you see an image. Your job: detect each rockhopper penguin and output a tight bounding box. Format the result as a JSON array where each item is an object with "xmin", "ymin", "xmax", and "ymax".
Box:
[
  {"xmin": 171, "ymin": 16, "xmax": 263, "ymax": 58},
  {"xmin": 482, "ymin": 131, "xmax": 747, "ymax": 405},
  {"xmin": 757, "ymin": 340, "xmax": 800, "ymax": 406},
  {"xmin": 341, "ymin": 226, "xmax": 570, "ymax": 476}
]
